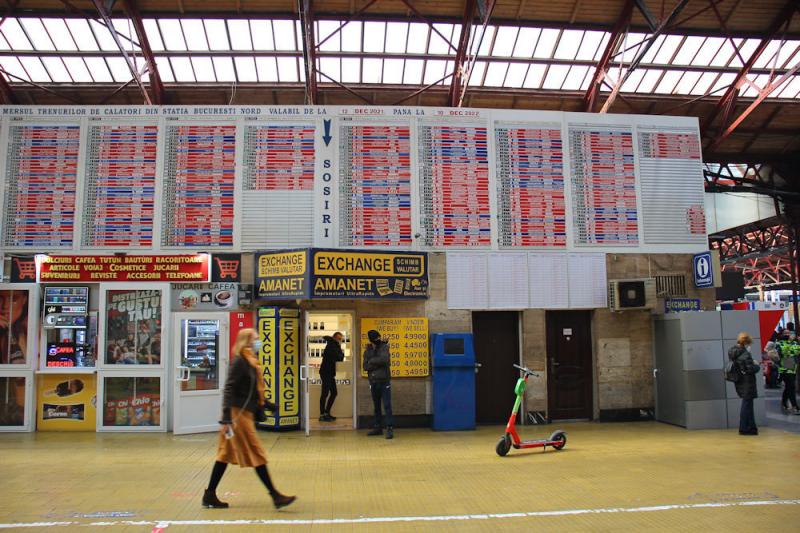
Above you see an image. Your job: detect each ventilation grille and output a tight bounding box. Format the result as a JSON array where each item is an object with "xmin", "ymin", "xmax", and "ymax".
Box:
[{"xmin": 655, "ymin": 274, "xmax": 687, "ymax": 297}]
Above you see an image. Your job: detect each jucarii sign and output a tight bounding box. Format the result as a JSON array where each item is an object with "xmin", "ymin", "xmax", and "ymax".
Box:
[{"xmin": 693, "ymin": 252, "xmax": 714, "ymax": 288}]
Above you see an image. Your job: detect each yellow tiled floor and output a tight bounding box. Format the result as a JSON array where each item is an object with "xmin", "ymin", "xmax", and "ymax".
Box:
[{"xmin": 1, "ymin": 422, "xmax": 799, "ymax": 531}]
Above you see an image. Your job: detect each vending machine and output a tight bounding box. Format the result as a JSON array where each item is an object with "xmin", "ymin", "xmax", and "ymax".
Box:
[{"xmin": 42, "ymin": 287, "xmax": 96, "ymax": 368}]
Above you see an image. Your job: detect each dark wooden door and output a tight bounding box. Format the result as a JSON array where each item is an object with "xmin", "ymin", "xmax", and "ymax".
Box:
[
  {"xmin": 546, "ymin": 311, "xmax": 593, "ymax": 420},
  {"xmin": 472, "ymin": 311, "xmax": 519, "ymax": 424}
]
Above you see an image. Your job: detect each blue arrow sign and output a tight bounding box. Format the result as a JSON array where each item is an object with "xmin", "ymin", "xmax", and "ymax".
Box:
[{"xmin": 322, "ymin": 119, "xmax": 332, "ymax": 146}]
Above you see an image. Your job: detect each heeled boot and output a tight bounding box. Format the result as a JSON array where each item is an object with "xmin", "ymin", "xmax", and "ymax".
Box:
[
  {"xmin": 202, "ymin": 489, "xmax": 229, "ymax": 509},
  {"xmin": 271, "ymin": 492, "xmax": 297, "ymax": 509}
]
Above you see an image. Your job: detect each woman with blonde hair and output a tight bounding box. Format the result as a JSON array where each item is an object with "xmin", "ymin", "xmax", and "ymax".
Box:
[
  {"xmin": 202, "ymin": 328, "xmax": 296, "ymax": 509},
  {"xmin": 728, "ymin": 331, "xmax": 760, "ymax": 436}
]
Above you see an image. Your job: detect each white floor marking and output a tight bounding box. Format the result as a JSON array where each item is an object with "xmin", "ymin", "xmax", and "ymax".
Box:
[{"xmin": 1, "ymin": 499, "xmax": 799, "ymax": 528}]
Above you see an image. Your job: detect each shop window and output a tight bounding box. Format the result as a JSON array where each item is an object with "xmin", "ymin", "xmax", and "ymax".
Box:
[
  {"xmin": 0, "ymin": 290, "xmax": 30, "ymax": 365},
  {"xmin": 0, "ymin": 376, "xmax": 26, "ymax": 426},
  {"xmin": 102, "ymin": 376, "xmax": 161, "ymax": 427},
  {"xmin": 105, "ymin": 290, "xmax": 162, "ymax": 365}
]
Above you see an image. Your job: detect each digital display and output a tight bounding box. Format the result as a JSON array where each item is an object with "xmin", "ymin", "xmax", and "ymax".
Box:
[{"xmin": 46, "ymin": 342, "xmax": 77, "ymax": 367}]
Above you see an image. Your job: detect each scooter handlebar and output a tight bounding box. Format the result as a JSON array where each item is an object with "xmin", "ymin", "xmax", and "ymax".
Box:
[{"xmin": 513, "ymin": 364, "xmax": 539, "ymax": 377}]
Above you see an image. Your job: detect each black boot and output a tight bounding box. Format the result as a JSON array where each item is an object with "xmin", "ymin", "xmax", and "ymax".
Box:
[
  {"xmin": 385, "ymin": 426, "xmax": 394, "ymax": 439},
  {"xmin": 272, "ymin": 492, "xmax": 297, "ymax": 509},
  {"xmin": 367, "ymin": 426, "xmax": 382, "ymax": 436},
  {"xmin": 202, "ymin": 489, "xmax": 229, "ymax": 509}
]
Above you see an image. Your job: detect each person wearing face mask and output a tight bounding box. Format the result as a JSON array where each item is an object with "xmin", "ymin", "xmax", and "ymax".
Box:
[
  {"xmin": 728, "ymin": 332, "xmax": 760, "ymax": 436},
  {"xmin": 202, "ymin": 328, "xmax": 296, "ymax": 510}
]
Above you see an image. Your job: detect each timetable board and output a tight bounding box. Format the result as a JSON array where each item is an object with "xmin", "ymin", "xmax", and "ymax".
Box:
[
  {"xmin": 446, "ymin": 252, "xmax": 489, "ymax": 309},
  {"xmin": 418, "ymin": 121, "xmax": 491, "ymax": 247},
  {"xmin": 637, "ymin": 127, "xmax": 706, "ymax": 244},
  {"xmin": 241, "ymin": 123, "xmax": 315, "ymax": 249},
  {"xmin": 161, "ymin": 124, "xmax": 236, "ymax": 248},
  {"xmin": 2, "ymin": 124, "xmax": 80, "ymax": 248},
  {"xmin": 82, "ymin": 124, "xmax": 158, "ymax": 247},
  {"xmin": 528, "ymin": 253, "xmax": 569, "ymax": 308},
  {"xmin": 339, "ymin": 122, "xmax": 412, "ymax": 247},
  {"xmin": 568, "ymin": 124, "xmax": 639, "ymax": 246},
  {"xmin": 495, "ymin": 123, "xmax": 566, "ymax": 247}
]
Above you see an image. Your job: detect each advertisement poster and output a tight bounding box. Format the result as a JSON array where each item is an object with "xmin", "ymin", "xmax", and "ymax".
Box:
[
  {"xmin": 0, "ymin": 290, "xmax": 29, "ymax": 365},
  {"xmin": 102, "ymin": 376, "xmax": 161, "ymax": 428},
  {"xmin": 257, "ymin": 307, "xmax": 300, "ymax": 429},
  {"xmin": 37, "ymin": 374, "xmax": 97, "ymax": 431},
  {"xmin": 255, "ymin": 250, "xmax": 309, "ymax": 299},
  {"xmin": 171, "ymin": 282, "xmax": 238, "ymax": 311},
  {"xmin": 360, "ymin": 317, "xmax": 429, "ymax": 378},
  {"xmin": 229, "ymin": 312, "xmax": 254, "ymax": 362},
  {"xmin": 38, "ymin": 254, "xmax": 210, "ymax": 282},
  {"xmin": 0, "ymin": 376, "xmax": 26, "ymax": 426},
  {"xmin": 105, "ymin": 290, "xmax": 162, "ymax": 365}
]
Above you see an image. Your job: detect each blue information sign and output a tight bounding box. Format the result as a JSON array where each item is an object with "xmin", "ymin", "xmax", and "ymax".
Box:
[
  {"xmin": 665, "ymin": 298, "xmax": 701, "ymax": 313},
  {"xmin": 693, "ymin": 252, "xmax": 714, "ymax": 288}
]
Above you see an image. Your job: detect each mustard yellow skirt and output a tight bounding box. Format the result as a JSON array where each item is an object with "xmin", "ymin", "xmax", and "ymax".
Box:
[{"xmin": 215, "ymin": 407, "xmax": 267, "ymax": 468}]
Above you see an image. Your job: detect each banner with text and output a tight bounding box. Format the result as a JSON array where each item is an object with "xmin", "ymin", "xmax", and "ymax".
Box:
[
  {"xmin": 255, "ymin": 250, "xmax": 310, "ymax": 300},
  {"xmin": 312, "ymin": 249, "xmax": 428, "ymax": 299},
  {"xmin": 38, "ymin": 254, "xmax": 210, "ymax": 282},
  {"xmin": 360, "ymin": 317, "xmax": 429, "ymax": 378},
  {"xmin": 256, "ymin": 307, "xmax": 300, "ymax": 429}
]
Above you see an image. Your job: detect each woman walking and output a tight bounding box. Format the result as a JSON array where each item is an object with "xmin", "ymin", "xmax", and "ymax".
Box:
[
  {"xmin": 728, "ymin": 332, "xmax": 761, "ymax": 436},
  {"xmin": 202, "ymin": 328, "xmax": 296, "ymax": 509}
]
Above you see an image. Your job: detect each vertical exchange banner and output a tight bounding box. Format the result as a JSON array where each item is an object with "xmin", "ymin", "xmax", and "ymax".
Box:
[
  {"xmin": 360, "ymin": 317, "xmax": 429, "ymax": 378},
  {"xmin": 257, "ymin": 307, "xmax": 300, "ymax": 429}
]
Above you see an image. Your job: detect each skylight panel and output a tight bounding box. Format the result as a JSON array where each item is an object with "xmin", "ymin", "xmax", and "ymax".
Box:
[
  {"xmin": 234, "ymin": 57, "xmax": 257, "ymax": 82},
  {"xmin": 466, "ymin": 61, "xmax": 486, "ymax": 86},
  {"xmin": 689, "ymin": 72, "xmax": 717, "ymax": 95},
  {"xmin": 82, "ymin": 57, "xmax": 112, "ymax": 82},
  {"xmin": 191, "ymin": 57, "xmax": 215, "ymax": 82},
  {"xmin": 403, "ymin": 59, "xmax": 423, "ymax": 84},
  {"xmin": 523, "ymin": 63, "xmax": 546, "ymax": 88},
  {"xmin": 534, "ymin": 29, "xmax": 559, "ymax": 58},
  {"xmin": 317, "ymin": 20, "xmax": 341, "ymax": 52},
  {"xmin": 255, "ymin": 57, "xmax": 278, "ymax": 82},
  {"xmin": 42, "ymin": 19, "xmax": 77, "ymax": 51},
  {"xmin": 0, "ymin": 31, "xmax": 10, "ymax": 50},
  {"xmin": 276, "ymin": 57, "xmax": 298, "ymax": 82},
  {"xmin": 423, "ymin": 59, "xmax": 447, "ymax": 84},
  {"xmin": 0, "ymin": 57, "xmax": 31, "ymax": 81},
  {"xmin": 540, "ymin": 64, "xmax": 568, "ymax": 89},
  {"xmin": 483, "ymin": 62, "xmax": 508, "ymax": 86},
  {"xmin": 576, "ymin": 30, "xmax": 604, "ymax": 61},
  {"xmin": 478, "ymin": 26, "xmax": 496, "ymax": 56},
  {"xmin": 654, "ymin": 70, "xmax": 682, "ymax": 94},
  {"xmin": 153, "ymin": 57, "xmax": 174, "ymax": 82},
  {"xmin": 636, "ymin": 69, "xmax": 662, "ymax": 93},
  {"xmin": 553, "ymin": 30, "xmax": 582, "ymax": 60},
  {"xmin": 228, "ymin": 20, "xmax": 252, "ymax": 51},
  {"xmin": 752, "ymin": 40, "xmax": 781, "ymax": 68},
  {"xmin": 200, "ymin": 20, "xmax": 225, "ymax": 51},
  {"xmin": 20, "ymin": 18, "xmax": 56, "ymax": 51},
  {"xmin": 504, "ymin": 62, "xmax": 527, "ymax": 87},
  {"xmin": 406, "ymin": 23, "xmax": 428, "ymax": 54},
  {"xmin": 212, "ymin": 57, "xmax": 236, "ymax": 81},
  {"xmin": 620, "ymin": 68, "xmax": 646, "ymax": 91},
  {"xmin": 512, "ymin": 28, "xmax": 539, "ymax": 58},
  {"xmin": 342, "ymin": 58, "xmax": 360, "ymax": 83},
  {"xmin": 363, "ymin": 22, "xmax": 386, "ymax": 53},
  {"xmin": 142, "ymin": 20, "xmax": 164, "ymax": 51},
  {"xmin": 674, "ymin": 71, "xmax": 702, "ymax": 94},
  {"xmin": 41, "ymin": 57, "xmax": 71, "ymax": 82},
  {"xmin": 251, "ymin": 20, "xmax": 275, "ymax": 50},
  {"xmin": 362, "ymin": 58, "xmax": 382, "ymax": 83},
  {"xmin": 639, "ymin": 34, "xmax": 665, "ymax": 63},
  {"xmin": 62, "ymin": 57, "xmax": 92, "ymax": 82},
  {"xmin": 672, "ymin": 36, "xmax": 704, "ymax": 65},
  {"xmin": 1, "ymin": 19, "xmax": 32, "ymax": 49},
  {"xmin": 618, "ymin": 33, "xmax": 646, "ymax": 62},
  {"xmin": 649, "ymin": 34, "xmax": 680, "ymax": 63},
  {"xmin": 776, "ymin": 41, "xmax": 800, "ymax": 68},
  {"xmin": 429, "ymin": 24, "xmax": 455, "ymax": 55},
  {"xmin": 492, "ymin": 27, "xmax": 518, "ymax": 57},
  {"xmin": 776, "ymin": 75, "xmax": 800, "ymax": 98},
  {"xmin": 341, "ymin": 21, "xmax": 362, "ymax": 52},
  {"xmin": 272, "ymin": 20, "xmax": 297, "ymax": 51},
  {"xmin": 694, "ymin": 37, "xmax": 723, "ymax": 66},
  {"xmin": 170, "ymin": 57, "xmax": 195, "ymax": 82},
  {"xmin": 383, "ymin": 58, "xmax": 404, "ymax": 83},
  {"xmin": 562, "ymin": 65, "xmax": 589, "ymax": 90},
  {"xmin": 385, "ymin": 22, "xmax": 409, "ymax": 53},
  {"xmin": 710, "ymin": 39, "xmax": 737, "ymax": 67},
  {"xmin": 110, "ymin": 19, "xmax": 140, "ymax": 49},
  {"xmin": 709, "ymin": 72, "xmax": 736, "ymax": 93},
  {"xmin": 18, "ymin": 57, "xmax": 50, "ymax": 82},
  {"xmin": 734, "ymin": 39, "xmax": 760, "ymax": 66},
  {"xmin": 103, "ymin": 56, "xmax": 130, "ymax": 82},
  {"xmin": 594, "ymin": 33, "xmax": 610, "ymax": 60},
  {"xmin": 159, "ymin": 20, "xmax": 187, "ymax": 51}
]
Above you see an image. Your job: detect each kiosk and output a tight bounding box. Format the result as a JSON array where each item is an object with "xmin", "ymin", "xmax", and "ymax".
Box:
[{"xmin": 432, "ymin": 333, "xmax": 476, "ymax": 431}]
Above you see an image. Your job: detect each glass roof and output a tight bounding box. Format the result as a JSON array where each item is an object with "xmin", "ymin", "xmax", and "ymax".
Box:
[{"xmin": 0, "ymin": 16, "xmax": 797, "ymax": 99}]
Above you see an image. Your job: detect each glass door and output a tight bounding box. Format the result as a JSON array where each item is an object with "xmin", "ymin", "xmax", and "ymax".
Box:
[
  {"xmin": 0, "ymin": 372, "xmax": 34, "ymax": 431},
  {"xmin": 1, "ymin": 284, "xmax": 39, "ymax": 432},
  {"xmin": 173, "ymin": 312, "xmax": 229, "ymax": 434}
]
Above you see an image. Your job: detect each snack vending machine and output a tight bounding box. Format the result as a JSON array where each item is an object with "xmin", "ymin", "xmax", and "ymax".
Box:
[{"xmin": 42, "ymin": 287, "xmax": 96, "ymax": 368}]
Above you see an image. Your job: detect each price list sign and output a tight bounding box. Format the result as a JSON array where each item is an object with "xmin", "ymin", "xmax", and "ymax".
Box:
[
  {"xmin": 3, "ymin": 125, "xmax": 80, "ymax": 247},
  {"xmin": 495, "ymin": 126, "xmax": 565, "ymax": 247},
  {"xmin": 82, "ymin": 125, "xmax": 158, "ymax": 247},
  {"xmin": 339, "ymin": 125, "xmax": 412, "ymax": 246},
  {"xmin": 568, "ymin": 125, "xmax": 639, "ymax": 246},
  {"xmin": 418, "ymin": 125, "xmax": 490, "ymax": 246},
  {"xmin": 161, "ymin": 125, "xmax": 235, "ymax": 247},
  {"xmin": 243, "ymin": 125, "xmax": 314, "ymax": 191}
]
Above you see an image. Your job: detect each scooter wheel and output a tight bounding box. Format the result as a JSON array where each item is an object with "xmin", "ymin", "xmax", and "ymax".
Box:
[
  {"xmin": 496, "ymin": 434, "xmax": 512, "ymax": 457},
  {"xmin": 551, "ymin": 432, "xmax": 567, "ymax": 450}
]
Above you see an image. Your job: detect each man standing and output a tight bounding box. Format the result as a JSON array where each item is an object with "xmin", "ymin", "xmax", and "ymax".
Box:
[
  {"xmin": 363, "ymin": 329, "xmax": 393, "ymax": 439},
  {"xmin": 319, "ymin": 332, "xmax": 344, "ymax": 421}
]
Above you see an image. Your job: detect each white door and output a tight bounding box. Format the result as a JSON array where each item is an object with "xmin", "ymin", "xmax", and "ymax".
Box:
[{"xmin": 173, "ymin": 312, "xmax": 229, "ymax": 434}]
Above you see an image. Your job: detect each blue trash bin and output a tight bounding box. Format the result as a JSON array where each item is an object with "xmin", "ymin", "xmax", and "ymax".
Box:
[{"xmin": 432, "ymin": 333, "xmax": 476, "ymax": 431}]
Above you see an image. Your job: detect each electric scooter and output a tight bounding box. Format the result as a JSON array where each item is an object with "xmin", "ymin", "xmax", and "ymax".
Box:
[{"xmin": 495, "ymin": 364, "xmax": 566, "ymax": 456}]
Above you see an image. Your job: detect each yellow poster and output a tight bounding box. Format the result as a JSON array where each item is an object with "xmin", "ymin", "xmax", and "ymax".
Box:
[
  {"xmin": 256, "ymin": 307, "xmax": 300, "ymax": 429},
  {"xmin": 257, "ymin": 307, "xmax": 277, "ymax": 426},
  {"xmin": 279, "ymin": 310, "xmax": 300, "ymax": 422},
  {"xmin": 360, "ymin": 318, "xmax": 429, "ymax": 378},
  {"xmin": 37, "ymin": 374, "xmax": 97, "ymax": 431}
]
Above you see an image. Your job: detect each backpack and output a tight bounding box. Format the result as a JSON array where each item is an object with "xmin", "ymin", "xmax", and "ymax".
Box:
[{"xmin": 724, "ymin": 359, "xmax": 741, "ymax": 383}]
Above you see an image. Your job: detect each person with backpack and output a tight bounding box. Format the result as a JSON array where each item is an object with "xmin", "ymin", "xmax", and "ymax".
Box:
[
  {"xmin": 777, "ymin": 334, "xmax": 800, "ymax": 414},
  {"xmin": 727, "ymin": 332, "xmax": 760, "ymax": 435}
]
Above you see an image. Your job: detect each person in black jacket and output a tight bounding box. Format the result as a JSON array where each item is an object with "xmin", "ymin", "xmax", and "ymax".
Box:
[
  {"xmin": 728, "ymin": 331, "xmax": 760, "ymax": 436},
  {"xmin": 319, "ymin": 332, "xmax": 344, "ymax": 421},
  {"xmin": 202, "ymin": 328, "xmax": 296, "ymax": 510},
  {"xmin": 363, "ymin": 329, "xmax": 394, "ymax": 439}
]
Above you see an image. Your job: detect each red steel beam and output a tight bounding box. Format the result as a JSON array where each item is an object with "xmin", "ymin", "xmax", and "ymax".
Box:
[
  {"xmin": 0, "ymin": 71, "xmax": 17, "ymax": 103},
  {"xmin": 299, "ymin": 0, "xmax": 319, "ymax": 104},
  {"xmin": 702, "ymin": 0, "xmax": 798, "ymax": 134},
  {"xmin": 122, "ymin": 0, "xmax": 165, "ymax": 104},
  {"xmin": 582, "ymin": 0, "xmax": 633, "ymax": 112},
  {"xmin": 448, "ymin": 0, "xmax": 477, "ymax": 107}
]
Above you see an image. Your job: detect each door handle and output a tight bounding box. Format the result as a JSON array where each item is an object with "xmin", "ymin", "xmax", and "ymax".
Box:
[
  {"xmin": 177, "ymin": 366, "xmax": 190, "ymax": 382},
  {"xmin": 300, "ymin": 365, "xmax": 307, "ymax": 381},
  {"xmin": 549, "ymin": 360, "xmax": 560, "ymax": 374},
  {"xmin": 474, "ymin": 362, "xmax": 482, "ymax": 374}
]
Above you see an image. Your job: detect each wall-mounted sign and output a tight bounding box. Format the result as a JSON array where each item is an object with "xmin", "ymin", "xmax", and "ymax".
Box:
[
  {"xmin": 665, "ymin": 298, "xmax": 701, "ymax": 313},
  {"xmin": 171, "ymin": 282, "xmax": 238, "ymax": 311},
  {"xmin": 256, "ymin": 307, "xmax": 300, "ymax": 429},
  {"xmin": 693, "ymin": 252, "xmax": 714, "ymax": 288},
  {"xmin": 211, "ymin": 254, "xmax": 241, "ymax": 282},
  {"xmin": 10, "ymin": 256, "xmax": 36, "ymax": 283},
  {"xmin": 255, "ymin": 250, "xmax": 309, "ymax": 299},
  {"xmin": 38, "ymin": 254, "xmax": 209, "ymax": 282},
  {"xmin": 360, "ymin": 317, "xmax": 429, "ymax": 378}
]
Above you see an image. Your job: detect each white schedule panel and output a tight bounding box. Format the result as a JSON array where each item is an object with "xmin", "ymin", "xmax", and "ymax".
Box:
[
  {"xmin": 638, "ymin": 127, "xmax": 706, "ymax": 244},
  {"xmin": 3, "ymin": 124, "xmax": 80, "ymax": 248},
  {"xmin": 528, "ymin": 253, "xmax": 569, "ymax": 309},
  {"xmin": 241, "ymin": 123, "xmax": 315, "ymax": 249},
  {"xmin": 488, "ymin": 253, "xmax": 529, "ymax": 309},
  {"xmin": 446, "ymin": 252, "xmax": 489, "ymax": 309},
  {"xmin": 567, "ymin": 252, "xmax": 608, "ymax": 308}
]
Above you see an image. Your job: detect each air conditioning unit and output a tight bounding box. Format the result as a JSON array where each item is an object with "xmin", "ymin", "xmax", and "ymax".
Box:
[{"xmin": 608, "ymin": 279, "xmax": 656, "ymax": 311}]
